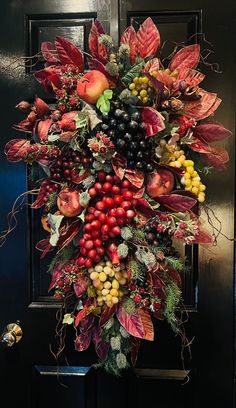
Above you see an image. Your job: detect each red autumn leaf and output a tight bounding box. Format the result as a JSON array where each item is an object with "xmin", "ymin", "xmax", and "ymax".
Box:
[
  {"xmin": 31, "ymin": 180, "xmax": 50, "ymax": 208},
  {"xmin": 58, "ymin": 111, "xmax": 78, "ymax": 131},
  {"xmin": 193, "ymin": 121, "xmax": 232, "ymax": 143},
  {"xmin": 59, "ymin": 131, "xmax": 77, "ymax": 143},
  {"xmin": 75, "ymin": 331, "xmax": 92, "ymax": 352},
  {"xmin": 157, "ymin": 193, "xmax": 197, "ymax": 212},
  {"xmin": 36, "ymin": 238, "xmax": 53, "ymax": 258},
  {"xmin": 168, "ymin": 267, "xmax": 182, "ymax": 289},
  {"xmin": 125, "ymin": 169, "xmax": 144, "ymax": 189},
  {"xmin": 120, "ymin": 25, "xmax": 137, "ymax": 64},
  {"xmin": 189, "ymin": 140, "xmax": 229, "ymax": 170},
  {"xmin": 184, "ymin": 88, "xmax": 221, "ymax": 121},
  {"xmin": 88, "ymin": 20, "xmax": 108, "ymax": 64},
  {"xmin": 70, "ymin": 169, "xmax": 91, "ymax": 184},
  {"xmin": 133, "ymin": 187, "xmax": 145, "ymax": 199},
  {"xmin": 136, "ymin": 17, "xmax": 161, "ymax": 58},
  {"xmin": 13, "ymin": 112, "xmax": 36, "ymax": 132},
  {"xmin": 55, "ymin": 36, "xmax": 84, "ymax": 71},
  {"xmin": 99, "ymin": 305, "xmax": 117, "ymax": 327},
  {"xmin": 41, "ymin": 41, "xmax": 59, "ymax": 64},
  {"xmin": 138, "ymin": 309, "xmax": 154, "ymax": 341},
  {"xmin": 117, "ymin": 300, "xmax": 146, "ymax": 339},
  {"xmin": 80, "ymin": 314, "xmax": 95, "ymax": 333},
  {"xmin": 112, "ymin": 155, "xmax": 126, "ymax": 180},
  {"xmin": 57, "ymin": 219, "xmax": 82, "ymax": 252},
  {"xmin": 34, "ymin": 66, "xmax": 62, "ymax": 93},
  {"xmin": 142, "ymin": 107, "xmax": 165, "ymax": 137},
  {"xmin": 4, "ymin": 139, "xmax": 30, "ymax": 162},
  {"xmin": 131, "ymin": 337, "xmax": 141, "ymax": 366},
  {"xmin": 143, "ymin": 71, "xmax": 164, "ymax": 94},
  {"xmin": 170, "ymin": 44, "xmax": 200, "ymax": 72},
  {"xmin": 73, "ymin": 274, "xmax": 89, "ymax": 297},
  {"xmin": 75, "ymin": 308, "xmax": 88, "ymax": 328},
  {"xmin": 93, "ymin": 326, "xmax": 110, "ymax": 360},
  {"xmin": 37, "ymin": 118, "xmax": 52, "ymax": 141},
  {"xmin": 135, "ymin": 198, "xmax": 157, "ymax": 219},
  {"xmin": 48, "ymin": 262, "xmax": 64, "ymax": 292},
  {"xmin": 179, "ymin": 68, "xmax": 205, "ymax": 87},
  {"xmin": 143, "ymin": 57, "xmax": 160, "ymax": 73},
  {"xmin": 194, "ymin": 227, "xmax": 214, "ymax": 244},
  {"xmin": 34, "ymin": 97, "xmax": 51, "ymax": 118}
]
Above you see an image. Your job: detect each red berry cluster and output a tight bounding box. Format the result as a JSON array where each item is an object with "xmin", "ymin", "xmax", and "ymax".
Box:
[
  {"xmin": 40, "ymin": 178, "xmax": 59, "ymax": 204},
  {"xmin": 77, "ymin": 171, "xmax": 137, "ymax": 268},
  {"xmin": 50, "ymin": 148, "xmax": 92, "ymax": 181},
  {"xmin": 26, "ymin": 144, "xmax": 61, "ymax": 163},
  {"xmin": 178, "ymin": 116, "xmax": 193, "ymax": 136},
  {"xmin": 54, "ymin": 262, "xmax": 79, "ymax": 300}
]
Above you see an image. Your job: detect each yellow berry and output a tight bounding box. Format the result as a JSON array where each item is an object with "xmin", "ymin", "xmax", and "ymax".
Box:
[
  {"xmin": 159, "ymin": 139, "xmax": 167, "ymax": 147},
  {"xmin": 192, "ymin": 180, "xmax": 200, "ymax": 187},
  {"xmin": 142, "ymin": 76, "xmax": 149, "ymax": 83},
  {"xmin": 192, "ymin": 171, "xmax": 198, "ymax": 177},
  {"xmin": 94, "ymin": 265, "xmax": 103, "ymax": 273},
  {"xmin": 129, "ymin": 83, "xmax": 136, "ymax": 90},
  {"xmin": 178, "ymin": 155, "xmax": 186, "ymax": 164},
  {"xmin": 183, "ymin": 159, "xmax": 194, "ymax": 167},
  {"xmin": 181, "ymin": 176, "xmax": 186, "ymax": 185},
  {"xmin": 164, "ymin": 68, "xmax": 171, "ymax": 75},
  {"xmin": 119, "ymin": 278, "xmax": 126, "ymax": 285},
  {"xmin": 198, "ymin": 192, "xmax": 205, "ymax": 203},
  {"xmin": 112, "ymin": 279, "xmax": 119, "ymax": 289},
  {"xmin": 185, "ymin": 179, "xmax": 192, "ymax": 187},
  {"xmin": 133, "ymin": 77, "xmax": 139, "ymax": 84},
  {"xmin": 136, "ymin": 84, "xmax": 141, "ymax": 91},
  {"xmin": 106, "ymin": 301, "xmax": 112, "ymax": 307},
  {"xmin": 110, "ymin": 288, "xmax": 119, "ymax": 297},
  {"xmin": 103, "ymin": 281, "xmax": 112, "ymax": 290},
  {"xmin": 98, "ymin": 283, "xmax": 104, "ymax": 290},
  {"xmin": 131, "ymin": 89, "xmax": 138, "ymax": 96},
  {"xmin": 97, "ymin": 296, "xmax": 103, "ymax": 303},
  {"xmin": 96, "ymin": 290, "xmax": 102, "ymax": 296},
  {"xmin": 140, "ymin": 89, "xmax": 147, "ymax": 98},
  {"xmin": 112, "ymin": 296, "xmax": 119, "ymax": 304},
  {"xmin": 179, "ymin": 150, "xmax": 185, "ymax": 155},
  {"xmin": 102, "ymin": 288, "xmax": 109, "ymax": 296},
  {"xmin": 169, "ymin": 161, "xmax": 176, "ymax": 167},
  {"xmin": 174, "ymin": 161, "xmax": 182, "ymax": 168},
  {"xmin": 106, "ymin": 294, "xmax": 112, "ymax": 302},
  {"xmin": 109, "ymin": 269, "xmax": 115, "ymax": 277},
  {"xmin": 104, "ymin": 266, "xmax": 112, "ymax": 275},
  {"xmin": 184, "ymin": 172, "xmax": 191, "ymax": 179},
  {"xmin": 186, "ymin": 166, "xmax": 194, "ymax": 175},
  {"xmin": 199, "ymin": 184, "xmax": 206, "ymax": 192},
  {"xmin": 99, "ymin": 272, "xmax": 107, "ymax": 282},
  {"xmin": 191, "ymin": 186, "xmax": 199, "ymax": 195},
  {"xmin": 93, "ymin": 279, "xmax": 100, "ymax": 288},
  {"xmin": 185, "ymin": 186, "xmax": 192, "ymax": 191},
  {"xmin": 142, "ymin": 96, "xmax": 149, "ymax": 104},
  {"xmin": 115, "ymin": 272, "xmax": 122, "ymax": 281},
  {"xmin": 90, "ymin": 271, "xmax": 99, "ymax": 280},
  {"xmin": 118, "ymin": 290, "xmax": 124, "ymax": 297}
]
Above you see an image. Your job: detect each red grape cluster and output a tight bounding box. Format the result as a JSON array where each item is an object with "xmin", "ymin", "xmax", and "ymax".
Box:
[
  {"xmin": 77, "ymin": 171, "xmax": 137, "ymax": 268},
  {"xmin": 50, "ymin": 148, "xmax": 92, "ymax": 181},
  {"xmin": 40, "ymin": 178, "xmax": 59, "ymax": 203},
  {"xmin": 26, "ymin": 143, "xmax": 61, "ymax": 162}
]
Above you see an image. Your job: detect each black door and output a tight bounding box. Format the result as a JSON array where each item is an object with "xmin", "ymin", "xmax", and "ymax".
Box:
[{"xmin": 0, "ymin": 1, "xmax": 235, "ymax": 407}]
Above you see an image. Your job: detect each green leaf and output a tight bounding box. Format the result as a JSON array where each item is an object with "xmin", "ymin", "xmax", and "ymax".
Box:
[
  {"xmin": 103, "ymin": 89, "xmax": 113, "ymax": 99},
  {"xmin": 96, "ymin": 89, "xmax": 113, "ymax": 114},
  {"xmin": 74, "ymin": 112, "xmax": 88, "ymax": 129},
  {"xmin": 62, "ymin": 313, "xmax": 74, "ymax": 325},
  {"xmin": 122, "ymin": 60, "xmax": 145, "ymax": 86}
]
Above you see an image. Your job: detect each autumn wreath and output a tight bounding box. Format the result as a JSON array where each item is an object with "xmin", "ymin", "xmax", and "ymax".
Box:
[{"xmin": 1, "ymin": 18, "xmax": 231, "ymax": 375}]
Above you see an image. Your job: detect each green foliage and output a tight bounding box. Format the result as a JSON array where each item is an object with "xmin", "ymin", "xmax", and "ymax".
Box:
[
  {"xmin": 121, "ymin": 226, "xmax": 133, "ymax": 240},
  {"xmin": 165, "ymin": 256, "xmax": 189, "ymax": 273},
  {"xmin": 47, "ymin": 244, "xmax": 74, "ymax": 273},
  {"xmin": 117, "ymin": 243, "xmax": 129, "ymax": 258},
  {"xmin": 96, "ymin": 89, "xmax": 113, "ymax": 114},
  {"xmin": 128, "ymin": 258, "xmax": 144, "ymax": 282},
  {"xmin": 121, "ymin": 60, "xmax": 145, "ymax": 86},
  {"xmin": 135, "ymin": 247, "xmax": 156, "ymax": 267},
  {"xmin": 164, "ymin": 282, "xmax": 182, "ymax": 333}
]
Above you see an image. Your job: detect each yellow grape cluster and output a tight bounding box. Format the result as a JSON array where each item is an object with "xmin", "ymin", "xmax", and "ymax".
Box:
[
  {"xmin": 89, "ymin": 260, "xmax": 127, "ymax": 308},
  {"xmin": 166, "ymin": 145, "xmax": 206, "ymax": 203},
  {"xmin": 129, "ymin": 76, "xmax": 152, "ymax": 104}
]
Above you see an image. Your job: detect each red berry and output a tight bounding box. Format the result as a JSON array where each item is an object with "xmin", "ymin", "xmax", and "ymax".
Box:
[
  {"xmin": 104, "ymin": 197, "xmax": 114, "ymax": 208},
  {"xmin": 85, "ymin": 258, "xmax": 93, "ymax": 269},
  {"xmin": 94, "ymin": 254, "xmax": 101, "ymax": 263},
  {"xmin": 122, "ymin": 180, "xmax": 131, "ymax": 188},
  {"xmin": 77, "ymin": 257, "xmax": 85, "ymax": 266},
  {"xmin": 114, "ymin": 195, "xmax": 123, "ymax": 205},
  {"xmin": 102, "ymin": 182, "xmax": 112, "ymax": 192},
  {"xmin": 91, "ymin": 230, "xmax": 101, "ymax": 238},
  {"xmin": 126, "ymin": 209, "xmax": 136, "ymax": 219},
  {"xmin": 79, "ymin": 238, "xmax": 85, "ymax": 246},
  {"xmin": 105, "ymin": 174, "xmax": 114, "ymax": 183},
  {"xmin": 132, "ymin": 198, "xmax": 138, "ymax": 206},
  {"xmin": 117, "ymin": 217, "xmax": 126, "ymax": 226},
  {"xmin": 121, "ymin": 201, "xmax": 132, "ymax": 210},
  {"xmin": 107, "ymin": 216, "xmax": 117, "ymax": 227},
  {"xmin": 97, "ymin": 171, "xmax": 106, "ymax": 182},
  {"xmin": 95, "ymin": 201, "xmax": 105, "ymax": 211},
  {"xmin": 94, "ymin": 210, "xmax": 102, "ymax": 218},
  {"xmin": 84, "ymin": 240, "xmax": 94, "ymax": 250},
  {"xmin": 94, "ymin": 239, "xmax": 102, "ymax": 247},
  {"xmin": 83, "ymin": 233, "xmax": 92, "ymax": 240},
  {"xmin": 96, "ymin": 247, "xmax": 105, "ymax": 256},
  {"xmin": 112, "ymin": 185, "xmax": 121, "ymax": 194},
  {"xmin": 80, "ymin": 247, "xmax": 87, "ymax": 256},
  {"xmin": 94, "ymin": 182, "xmax": 103, "ymax": 192},
  {"xmin": 116, "ymin": 207, "xmax": 126, "ymax": 217},
  {"xmin": 101, "ymin": 224, "xmax": 110, "ymax": 235},
  {"xmin": 88, "ymin": 207, "xmax": 96, "ymax": 214},
  {"xmin": 84, "ymin": 223, "xmax": 92, "ymax": 232},
  {"xmin": 91, "ymin": 220, "xmax": 101, "ymax": 230},
  {"xmin": 109, "ymin": 208, "xmax": 117, "ymax": 217},
  {"xmin": 123, "ymin": 190, "xmax": 133, "ymax": 201},
  {"xmin": 98, "ymin": 213, "xmax": 107, "ymax": 223},
  {"xmin": 85, "ymin": 213, "xmax": 95, "ymax": 222},
  {"xmin": 113, "ymin": 175, "xmax": 121, "ymax": 184},
  {"xmin": 88, "ymin": 187, "xmax": 97, "ymax": 198},
  {"xmin": 111, "ymin": 226, "xmax": 121, "ymax": 236},
  {"xmin": 88, "ymin": 249, "xmax": 97, "ymax": 259}
]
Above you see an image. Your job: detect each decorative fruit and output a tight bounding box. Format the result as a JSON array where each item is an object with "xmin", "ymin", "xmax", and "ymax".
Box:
[
  {"xmin": 147, "ymin": 169, "xmax": 175, "ymax": 198},
  {"xmin": 77, "ymin": 70, "xmax": 109, "ymax": 104},
  {"xmin": 57, "ymin": 188, "xmax": 82, "ymax": 217}
]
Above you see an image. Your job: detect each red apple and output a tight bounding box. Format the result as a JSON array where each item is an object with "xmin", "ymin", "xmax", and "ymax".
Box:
[
  {"xmin": 77, "ymin": 70, "xmax": 109, "ymax": 104},
  {"xmin": 57, "ymin": 188, "xmax": 82, "ymax": 217},
  {"xmin": 147, "ymin": 169, "xmax": 175, "ymax": 199}
]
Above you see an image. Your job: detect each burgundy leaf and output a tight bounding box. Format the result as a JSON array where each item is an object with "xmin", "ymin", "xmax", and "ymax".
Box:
[
  {"xmin": 125, "ymin": 169, "xmax": 144, "ymax": 189},
  {"xmin": 168, "ymin": 267, "xmax": 182, "ymax": 289},
  {"xmin": 111, "ymin": 155, "xmax": 126, "ymax": 180},
  {"xmin": 70, "ymin": 168, "xmax": 91, "ymax": 184},
  {"xmin": 157, "ymin": 193, "xmax": 197, "ymax": 212},
  {"xmin": 143, "ymin": 71, "xmax": 164, "ymax": 94},
  {"xmin": 99, "ymin": 305, "xmax": 117, "ymax": 327},
  {"xmin": 194, "ymin": 227, "xmax": 214, "ymax": 244},
  {"xmin": 120, "ymin": 26, "xmax": 137, "ymax": 64},
  {"xmin": 88, "ymin": 20, "xmax": 108, "ymax": 64},
  {"xmin": 80, "ymin": 314, "xmax": 95, "ymax": 333},
  {"xmin": 75, "ymin": 305, "xmax": 93, "ymax": 328},
  {"xmin": 179, "ymin": 68, "xmax": 205, "ymax": 87},
  {"xmin": 59, "ymin": 131, "xmax": 77, "ymax": 143},
  {"xmin": 57, "ymin": 219, "xmax": 82, "ymax": 251},
  {"xmin": 193, "ymin": 121, "xmax": 232, "ymax": 143},
  {"xmin": 37, "ymin": 118, "xmax": 52, "ymax": 141},
  {"xmin": 4, "ymin": 139, "xmax": 30, "ymax": 162},
  {"xmin": 34, "ymin": 66, "xmax": 62, "ymax": 93},
  {"xmin": 131, "ymin": 337, "xmax": 141, "ymax": 366},
  {"xmin": 93, "ymin": 326, "xmax": 110, "ymax": 360},
  {"xmin": 139, "ymin": 309, "xmax": 154, "ymax": 341},
  {"xmin": 73, "ymin": 274, "xmax": 89, "ymax": 297},
  {"xmin": 13, "ymin": 112, "xmax": 36, "ymax": 132},
  {"xmin": 135, "ymin": 198, "xmax": 157, "ymax": 219},
  {"xmin": 133, "ymin": 187, "xmax": 145, "ymax": 199},
  {"xmin": 184, "ymin": 88, "xmax": 221, "ymax": 121},
  {"xmin": 170, "ymin": 44, "xmax": 200, "ymax": 72},
  {"xmin": 41, "ymin": 41, "xmax": 59, "ymax": 64},
  {"xmin": 48, "ymin": 262, "xmax": 65, "ymax": 292},
  {"xmin": 34, "ymin": 97, "xmax": 51, "ymax": 118},
  {"xmin": 117, "ymin": 300, "xmax": 146, "ymax": 339},
  {"xmin": 136, "ymin": 17, "xmax": 161, "ymax": 58},
  {"xmin": 75, "ymin": 331, "xmax": 92, "ymax": 352},
  {"xmin": 189, "ymin": 140, "xmax": 229, "ymax": 170},
  {"xmin": 31, "ymin": 181, "xmax": 50, "ymax": 209},
  {"xmin": 36, "ymin": 238, "xmax": 53, "ymax": 258},
  {"xmin": 142, "ymin": 107, "xmax": 165, "ymax": 137},
  {"xmin": 55, "ymin": 36, "xmax": 84, "ymax": 71},
  {"xmin": 143, "ymin": 57, "xmax": 160, "ymax": 73}
]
